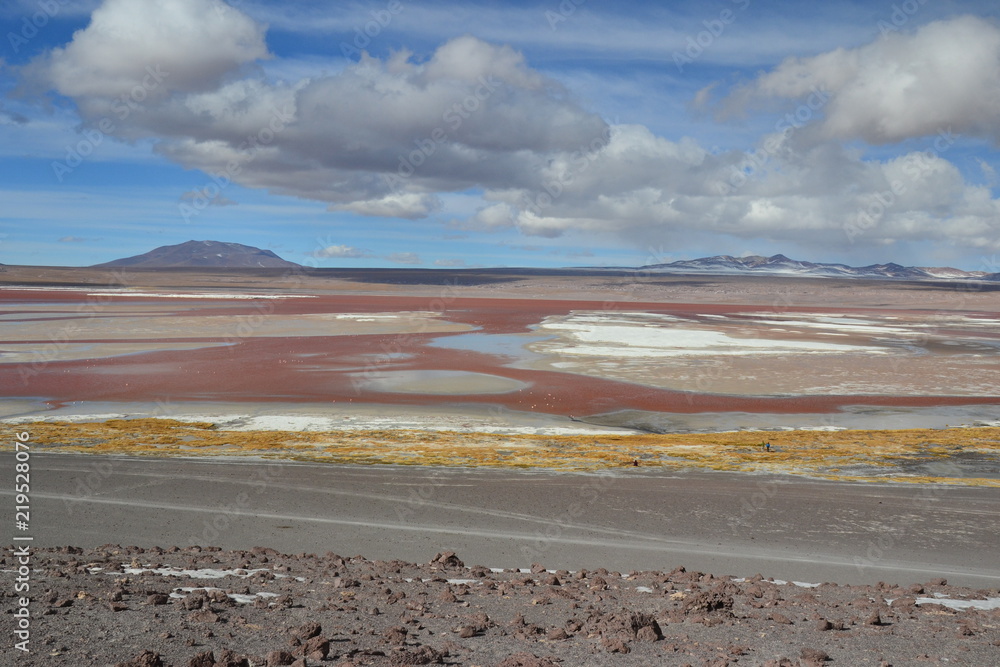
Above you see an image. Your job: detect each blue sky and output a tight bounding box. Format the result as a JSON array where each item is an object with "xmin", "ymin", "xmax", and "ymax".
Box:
[{"xmin": 2, "ymin": 0, "xmax": 999, "ymax": 270}]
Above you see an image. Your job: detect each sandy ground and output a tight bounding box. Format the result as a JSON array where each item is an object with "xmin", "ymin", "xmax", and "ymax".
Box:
[
  {"xmin": 2, "ymin": 544, "xmax": 999, "ymax": 666},
  {"xmin": 14, "ymin": 453, "xmax": 1000, "ymax": 589}
]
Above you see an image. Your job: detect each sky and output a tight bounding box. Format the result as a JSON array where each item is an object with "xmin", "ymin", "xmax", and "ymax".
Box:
[{"xmin": 2, "ymin": 0, "xmax": 1000, "ymax": 270}]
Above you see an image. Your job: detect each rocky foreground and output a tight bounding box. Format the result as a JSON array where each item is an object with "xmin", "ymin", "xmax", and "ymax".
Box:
[{"xmin": 2, "ymin": 546, "xmax": 998, "ymax": 666}]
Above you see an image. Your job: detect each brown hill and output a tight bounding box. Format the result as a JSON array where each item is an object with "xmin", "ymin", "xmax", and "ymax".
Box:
[{"xmin": 92, "ymin": 240, "xmax": 300, "ymax": 269}]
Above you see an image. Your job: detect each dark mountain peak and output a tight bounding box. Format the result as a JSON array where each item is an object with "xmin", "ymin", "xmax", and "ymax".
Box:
[
  {"xmin": 93, "ymin": 240, "xmax": 301, "ymax": 269},
  {"xmin": 636, "ymin": 254, "xmax": 976, "ymax": 280}
]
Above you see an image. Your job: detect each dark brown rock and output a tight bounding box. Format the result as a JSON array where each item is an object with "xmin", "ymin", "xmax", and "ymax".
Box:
[
  {"xmin": 801, "ymin": 647, "xmax": 830, "ymax": 662},
  {"xmin": 115, "ymin": 652, "xmax": 163, "ymax": 667},
  {"xmin": 302, "ymin": 636, "xmax": 330, "ymax": 659},
  {"xmin": 291, "ymin": 622, "xmax": 322, "ymax": 640},
  {"xmin": 266, "ymin": 651, "xmax": 296, "ymax": 666},
  {"xmin": 187, "ymin": 651, "xmax": 215, "ymax": 667},
  {"xmin": 600, "ymin": 637, "xmax": 630, "ymax": 653},
  {"xmin": 215, "ymin": 649, "xmax": 250, "ymax": 667},
  {"xmin": 188, "ymin": 609, "xmax": 221, "ymax": 623},
  {"xmin": 429, "ymin": 551, "xmax": 464, "ymax": 568}
]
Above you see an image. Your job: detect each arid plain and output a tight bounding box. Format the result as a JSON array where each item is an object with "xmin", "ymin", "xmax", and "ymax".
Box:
[{"xmin": 3, "ymin": 266, "xmax": 1000, "ymax": 664}]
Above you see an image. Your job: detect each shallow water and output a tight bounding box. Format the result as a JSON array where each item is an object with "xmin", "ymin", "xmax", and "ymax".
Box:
[
  {"xmin": 428, "ymin": 332, "xmax": 550, "ymax": 359},
  {"xmin": 578, "ymin": 404, "xmax": 1000, "ymax": 434}
]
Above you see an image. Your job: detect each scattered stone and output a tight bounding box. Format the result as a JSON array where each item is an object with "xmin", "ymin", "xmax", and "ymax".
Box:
[
  {"xmin": 683, "ymin": 583, "xmax": 736, "ymax": 614},
  {"xmin": 215, "ymin": 649, "xmax": 250, "ymax": 667},
  {"xmin": 496, "ymin": 653, "xmax": 560, "ymax": 667},
  {"xmin": 383, "ymin": 626, "xmax": 408, "ymax": 645},
  {"xmin": 188, "ymin": 609, "xmax": 221, "ymax": 624},
  {"xmin": 801, "ymin": 647, "xmax": 831, "ymax": 663},
  {"xmin": 116, "ymin": 651, "xmax": 163, "ymax": 667},
  {"xmin": 187, "ymin": 651, "xmax": 215, "ymax": 667},
  {"xmin": 291, "ymin": 622, "xmax": 322, "ymax": 641},
  {"xmin": 429, "ymin": 552, "xmax": 464, "ymax": 569},
  {"xmin": 600, "ymin": 637, "xmax": 630, "ymax": 653}
]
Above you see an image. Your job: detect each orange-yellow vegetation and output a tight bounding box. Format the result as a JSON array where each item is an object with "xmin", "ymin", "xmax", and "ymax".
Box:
[{"xmin": 18, "ymin": 419, "xmax": 1000, "ymax": 486}]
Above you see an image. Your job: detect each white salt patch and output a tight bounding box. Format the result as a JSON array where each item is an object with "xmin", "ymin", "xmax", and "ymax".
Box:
[
  {"xmin": 230, "ymin": 415, "xmax": 343, "ymax": 432},
  {"xmin": 636, "ymin": 586, "xmax": 654, "ymax": 593},
  {"xmin": 538, "ymin": 312, "xmax": 882, "ymax": 358},
  {"xmin": 121, "ymin": 566, "xmax": 269, "ymax": 579},
  {"xmin": 768, "ymin": 579, "xmax": 822, "ymax": 588},
  {"xmin": 169, "ymin": 586, "xmax": 280, "ymax": 604},
  {"xmin": 915, "ymin": 596, "xmax": 1000, "ymax": 611}
]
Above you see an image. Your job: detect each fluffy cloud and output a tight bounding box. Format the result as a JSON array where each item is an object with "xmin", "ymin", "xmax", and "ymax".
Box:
[
  {"xmin": 718, "ymin": 15, "xmax": 1000, "ymax": 144},
  {"xmin": 24, "ymin": 0, "xmax": 606, "ymax": 219},
  {"xmin": 312, "ymin": 244, "xmax": 371, "ymax": 258},
  {"xmin": 18, "ymin": 2, "xmax": 1000, "ymax": 256},
  {"xmin": 474, "ymin": 123, "xmax": 1000, "ymax": 252},
  {"xmin": 37, "ymin": 0, "xmax": 268, "ymax": 104}
]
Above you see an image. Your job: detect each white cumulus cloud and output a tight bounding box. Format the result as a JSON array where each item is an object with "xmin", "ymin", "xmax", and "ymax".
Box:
[{"xmin": 719, "ymin": 15, "xmax": 1000, "ymax": 144}]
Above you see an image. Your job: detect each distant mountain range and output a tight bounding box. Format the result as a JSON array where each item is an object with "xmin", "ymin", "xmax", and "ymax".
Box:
[
  {"xmin": 634, "ymin": 254, "xmax": 998, "ymax": 281},
  {"xmin": 93, "ymin": 240, "xmax": 301, "ymax": 269},
  {"xmin": 88, "ymin": 242, "xmax": 997, "ymax": 281}
]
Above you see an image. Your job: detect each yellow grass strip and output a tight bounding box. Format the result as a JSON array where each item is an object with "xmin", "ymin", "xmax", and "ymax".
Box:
[{"xmin": 17, "ymin": 419, "xmax": 1000, "ymax": 486}]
